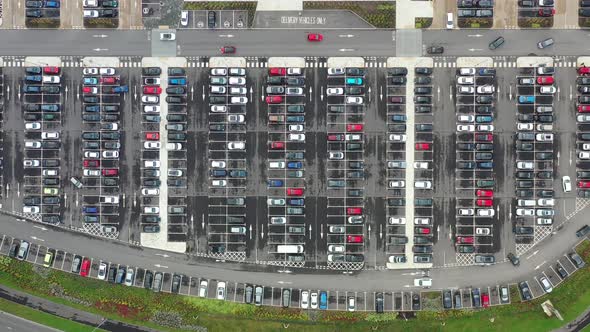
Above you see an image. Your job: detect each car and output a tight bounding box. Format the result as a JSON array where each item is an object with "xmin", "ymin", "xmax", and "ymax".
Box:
[
  {"xmin": 540, "ymin": 86, "xmax": 556, "ymax": 94},
  {"xmin": 537, "ymin": 37, "xmax": 555, "ymax": 49},
  {"xmin": 160, "ymin": 32, "xmax": 175, "ymax": 41},
  {"xmin": 488, "ymin": 36, "xmax": 505, "ymax": 50},
  {"xmin": 538, "ymin": 8, "xmax": 555, "ymax": 16},
  {"xmin": 570, "ymin": 252, "xmax": 586, "ymax": 268}
]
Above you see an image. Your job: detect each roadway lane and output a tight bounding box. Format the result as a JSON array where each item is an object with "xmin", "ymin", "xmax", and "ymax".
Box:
[
  {"xmin": 0, "ymin": 209, "xmax": 586, "ymax": 292},
  {"xmin": 177, "ymin": 29, "xmax": 396, "ymax": 56},
  {"xmin": 0, "ymin": 311, "xmax": 60, "ymax": 332}
]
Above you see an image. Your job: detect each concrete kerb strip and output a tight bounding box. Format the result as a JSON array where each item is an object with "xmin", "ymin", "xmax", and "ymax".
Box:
[
  {"xmin": 81, "ymin": 57, "xmax": 121, "ymax": 68},
  {"xmin": 456, "ymin": 57, "xmax": 494, "ymax": 68},
  {"xmin": 140, "ymin": 57, "xmax": 187, "ymax": 254},
  {"xmin": 327, "ymin": 57, "xmax": 365, "ymax": 69},
  {"xmin": 209, "ymin": 57, "xmax": 246, "ymax": 68},
  {"xmin": 24, "ymin": 57, "xmax": 61, "ymax": 67},
  {"xmin": 516, "ymin": 57, "xmax": 554, "ymax": 68},
  {"xmin": 267, "ymin": 57, "xmax": 306, "ymax": 68},
  {"xmin": 577, "ymin": 57, "xmax": 590, "ymax": 67}
]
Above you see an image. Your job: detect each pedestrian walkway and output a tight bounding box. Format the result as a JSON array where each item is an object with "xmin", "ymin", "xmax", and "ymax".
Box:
[
  {"xmin": 256, "ymin": 0, "xmax": 302, "ymax": 11},
  {"xmin": 395, "ymin": 0, "xmax": 433, "ymax": 29}
]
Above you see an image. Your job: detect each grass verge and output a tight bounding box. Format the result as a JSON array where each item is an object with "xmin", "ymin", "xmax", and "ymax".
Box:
[
  {"xmin": 303, "ymin": 1, "xmax": 395, "ymax": 28},
  {"xmin": 0, "ymin": 241, "xmax": 590, "ymax": 331},
  {"xmin": 0, "ymin": 296, "xmax": 107, "ymax": 332}
]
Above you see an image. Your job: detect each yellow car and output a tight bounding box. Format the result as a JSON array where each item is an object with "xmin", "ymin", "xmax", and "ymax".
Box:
[
  {"xmin": 43, "ymin": 252, "xmax": 54, "ymax": 268},
  {"xmin": 43, "ymin": 187, "xmax": 58, "ymax": 195}
]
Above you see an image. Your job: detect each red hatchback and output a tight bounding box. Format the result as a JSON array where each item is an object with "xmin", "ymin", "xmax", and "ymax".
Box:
[
  {"xmin": 347, "ymin": 235, "xmax": 363, "ymax": 243},
  {"xmin": 415, "ymin": 227, "xmax": 431, "ymax": 235},
  {"xmin": 579, "ymin": 181, "xmax": 590, "ymax": 188},
  {"xmin": 143, "ymin": 86, "xmax": 162, "ymax": 95},
  {"xmin": 102, "ymin": 169, "xmax": 118, "ymax": 176},
  {"xmin": 347, "ymin": 124, "xmax": 363, "ymax": 132},
  {"xmin": 269, "ymin": 68, "xmax": 286, "ymax": 76},
  {"xmin": 347, "ymin": 207, "xmax": 362, "ymax": 215},
  {"xmin": 579, "ymin": 67, "xmax": 590, "ymax": 75},
  {"xmin": 476, "ymin": 190, "xmax": 493, "ymax": 197},
  {"xmin": 456, "ymin": 236, "xmax": 474, "ymax": 244},
  {"xmin": 270, "ymin": 141, "xmax": 285, "ymax": 149},
  {"xmin": 80, "ymin": 259, "xmax": 91, "ymax": 277},
  {"xmin": 43, "ymin": 66, "xmax": 60, "ymax": 74},
  {"xmin": 101, "ymin": 76, "xmax": 117, "ymax": 84},
  {"xmin": 266, "ymin": 96, "xmax": 283, "ymax": 104},
  {"xmin": 482, "ymin": 293, "xmax": 490, "ymax": 308},
  {"xmin": 327, "ymin": 134, "xmax": 344, "ymax": 141},
  {"xmin": 287, "ymin": 188, "xmax": 304, "ymax": 196},
  {"xmin": 83, "ymin": 160, "xmax": 99, "ymax": 167},
  {"xmin": 476, "ymin": 199, "xmax": 493, "ymax": 207},
  {"xmin": 415, "ymin": 142, "xmax": 430, "ymax": 150},
  {"xmin": 146, "ymin": 132, "xmax": 159, "ymax": 140},
  {"xmin": 220, "ymin": 46, "xmax": 236, "ymax": 54},
  {"xmin": 537, "ymin": 76, "xmax": 554, "ymax": 85},
  {"xmin": 307, "ymin": 33, "xmax": 323, "ymax": 42},
  {"xmin": 579, "ymin": 105, "xmax": 590, "ymax": 113}
]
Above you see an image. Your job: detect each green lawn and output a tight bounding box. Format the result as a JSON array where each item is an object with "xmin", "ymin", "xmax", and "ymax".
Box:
[
  {"xmin": 0, "ymin": 241, "xmax": 590, "ymax": 332},
  {"xmin": 0, "ymin": 297, "xmax": 107, "ymax": 332}
]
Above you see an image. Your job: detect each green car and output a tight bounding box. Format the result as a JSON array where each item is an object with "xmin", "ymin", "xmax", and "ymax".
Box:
[
  {"xmin": 476, "ymin": 179, "xmax": 494, "ymax": 188},
  {"xmin": 101, "ymin": 0, "xmax": 118, "ymax": 7},
  {"xmin": 345, "ymin": 77, "xmax": 363, "ymax": 85}
]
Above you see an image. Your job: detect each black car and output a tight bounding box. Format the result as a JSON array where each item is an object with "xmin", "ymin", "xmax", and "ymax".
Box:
[
  {"xmin": 107, "ymin": 266, "xmax": 117, "ymax": 283},
  {"xmin": 415, "ymin": 87, "xmax": 432, "ymax": 95},
  {"xmin": 168, "ymin": 67, "xmax": 185, "ymax": 76},
  {"xmin": 518, "ymin": 114, "xmax": 534, "ymax": 122},
  {"xmin": 476, "ymin": 105, "xmax": 493, "ymax": 114},
  {"xmin": 516, "ymin": 172, "xmax": 533, "ymax": 179},
  {"xmin": 375, "ymin": 293, "xmax": 384, "ymax": 313},
  {"xmin": 99, "ymin": 9, "xmax": 118, "ymax": 17},
  {"xmin": 535, "ymin": 115, "xmax": 553, "ymax": 123},
  {"xmin": 166, "ymin": 86, "xmax": 186, "ymax": 95},
  {"xmin": 570, "ymin": 252, "xmax": 586, "ymax": 268},
  {"xmin": 476, "ymin": 95, "xmax": 493, "ymax": 104},
  {"xmin": 514, "ymin": 226, "xmax": 534, "ymax": 235},
  {"xmin": 538, "ymin": 190, "xmax": 554, "ymax": 198},
  {"xmin": 416, "ymin": 124, "xmax": 433, "ymax": 132},
  {"xmin": 26, "ymin": 9, "xmax": 42, "ymax": 17},
  {"xmin": 345, "ymin": 87, "xmax": 363, "ymax": 95},
  {"xmin": 489, "ymin": 36, "xmax": 505, "ymax": 50},
  {"xmin": 443, "ymin": 290, "xmax": 452, "ymax": 309},
  {"xmin": 390, "ymin": 76, "xmax": 407, "ymax": 85},
  {"xmin": 388, "ymin": 68, "xmax": 408, "ymax": 76},
  {"xmin": 537, "ymin": 171, "xmax": 552, "ymax": 179},
  {"xmin": 166, "ymin": 96, "xmax": 185, "ymax": 104},
  {"xmin": 84, "ymin": 96, "xmax": 99, "ymax": 103},
  {"xmin": 208, "ymin": 10, "xmax": 216, "ymax": 28},
  {"xmin": 102, "ymin": 178, "xmax": 118, "ymax": 186},
  {"xmin": 415, "ymin": 76, "xmax": 431, "ymax": 85},
  {"xmin": 346, "ymin": 68, "xmax": 365, "ymax": 76},
  {"xmin": 426, "ymin": 46, "xmax": 444, "ymax": 54},
  {"xmin": 516, "ymin": 142, "xmax": 533, "ymax": 151},
  {"xmin": 143, "ymin": 67, "xmax": 161, "ymax": 76},
  {"xmin": 415, "ymin": 106, "xmax": 432, "ymax": 113},
  {"xmin": 412, "ymin": 294, "xmax": 421, "ymax": 310},
  {"xmin": 144, "ymin": 271, "xmax": 154, "ymax": 289},
  {"xmin": 577, "ymin": 225, "xmax": 590, "ymax": 238},
  {"xmin": 286, "ymin": 77, "xmax": 305, "ymax": 86},
  {"xmin": 519, "ymin": 282, "xmax": 532, "ymax": 301},
  {"xmin": 578, "ymin": 77, "xmax": 590, "ymax": 85},
  {"xmin": 556, "ymin": 264, "xmax": 568, "ymax": 279},
  {"xmin": 507, "ymin": 253, "xmax": 520, "ymax": 266},
  {"xmin": 458, "ymin": 143, "xmax": 475, "ymax": 151},
  {"xmin": 8, "ymin": 242, "xmax": 19, "ymax": 258},
  {"xmin": 171, "ymin": 274, "xmax": 181, "ymax": 293},
  {"xmin": 43, "ymin": 196, "xmax": 60, "ymax": 204},
  {"xmin": 143, "ymin": 179, "xmax": 161, "ymax": 187},
  {"xmin": 580, "ymin": 8, "xmax": 590, "ymax": 17},
  {"xmin": 415, "ymin": 67, "xmax": 432, "ymax": 75},
  {"xmin": 388, "ymin": 198, "xmax": 405, "ymax": 206},
  {"xmin": 516, "ymin": 190, "xmax": 533, "ymax": 198},
  {"xmin": 24, "ymin": 196, "xmax": 41, "ymax": 205},
  {"xmin": 579, "ymin": 190, "xmax": 590, "ymax": 198}
]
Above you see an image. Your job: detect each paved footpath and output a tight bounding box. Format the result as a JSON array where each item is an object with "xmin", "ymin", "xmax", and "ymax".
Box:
[{"xmin": 0, "ymin": 285, "xmax": 156, "ymax": 332}]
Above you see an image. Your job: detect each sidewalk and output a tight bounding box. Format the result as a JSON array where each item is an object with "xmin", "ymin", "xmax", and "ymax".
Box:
[
  {"xmin": 256, "ymin": 0, "xmax": 303, "ymax": 11},
  {"xmin": 396, "ymin": 0, "xmax": 433, "ymax": 29}
]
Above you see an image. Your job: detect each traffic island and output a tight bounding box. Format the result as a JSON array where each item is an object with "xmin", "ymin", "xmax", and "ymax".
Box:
[{"xmin": 518, "ymin": 17, "xmax": 553, "ymax": 28}]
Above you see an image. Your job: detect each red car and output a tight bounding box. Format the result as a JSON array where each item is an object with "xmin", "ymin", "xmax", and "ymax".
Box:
[
  {"xmin": 269, "ymin": 68, "xmax": 286, "ymax": 76},
  {"xmin": 536, "ymin": 76, "xmax": 554, "ymax": 85},
  {"xmin": 538, "ymin": 8, "xmax": 555, "ymax": 16},
  {"xmin": 456, "ymin": 236, "xmax": 474, "ymax": 244},
  {"xmin": 287, "ymin": 188, "xmax": 304, "ymax": 196},
  {"xmin": 270, "ymin": 141, "xmax": 285, "ymax": 149},
  {"xmin": 101, "ymin": 76, "xmax": 117, "ymax": 84},
  {"xmin": 83, "ymin": 160, "xmax": 99, "ymax": 167},
  {"xmin": 579, "ymin": 105, "xmax": 590, "ymax": 113},
  {"xmin": 476, "ymin": 133, "xmax": 493, "ymax": 141},
  {"xmin": 579, "ymin": 67, "xmax": 590, "ymax": 75},
  {"xmin": 476, "ymin": 190, "xmax": 493, "ymax": 198},
  {"xmin": 307, "ymin": 33, "xmax": 323, "ymax": 42},
  {"xmin": 143, "ymin": 86, "xmax": 162, "ymax": 95},
  {"xmin": 220, "ymin": 46, "xmax": 236, "ymax": 54},
  {"xmin": 579, "ymin": 181, "xmax": 590, "ymax": 188},
  {"xmin": 476, "ymin": 199, "xmax": 493, "ymax": 207},
  {"xmin": 102, "ymin": 169, "xmax": 118, "ymax": 176},
  {"xmin": 347, "ymin": 235, "xmax": 363, "ymax": 243},
  {"xmin": 266, "ymin": 96, "xmax": 283, "ymax": 104},
  {"xmin": 347, "ymin": 207, "xmax": 362, "ymax": 215},
  {"xmin": 79, "ymin": 259, "xmax": 91, "ymax": 277},
  {"xmin": 43, "ymin": 66, "xmax": 60, "ymax": 74},
  {"xmin": 415, "ymin": 142, "xmax": 430, "ymax": 150},
  {"xmin": 82, "ymin": 86, "xmax": 96, "ymax": 94},
  {"xmin": 347, "ymin": 124, "xmax": 363, "ymax": 132},
  {"xmin": 146, "ymin": 132, "xmax": 159, "ymax": 140},
  {"xmin": 482, "ymin": 293, "xmax": 490, "ymax": 308},
  {"xmin": 327, "ymin": 134, "xmax": 344, "ymax": 141},
  {"xmin": 415, "ymin": 227, "xmax": 431, "ymax": 235}
]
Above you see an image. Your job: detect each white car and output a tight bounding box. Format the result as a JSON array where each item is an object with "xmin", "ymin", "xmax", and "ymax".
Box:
[
  {"xmin": 476, "ymin": 227, "xmax": 491, "ymax": 235},
  {"xmin": 538, "ymin": 198, "xmax": 555, "ymax": 206},
  {"xmin": 270, "ymin": 217, "xmax": 286, "ymax": 224},
  {"xmin": 563, "ymin": 176, "xmax": 572, "ymax": 192},
  {"xmin": 289, "ymin": 133, "xmax": 305, "ymax": 141},
  {"xmin": 327, "ymin": 68, "xmax": 345, "ymax": 75},
  {"xmin": 518, "ymin": 123, "xmax": 533, "ymax": 131},
  {"xmin": 414, "ymin": 162, "xmax": 429, "ymax": 169},
  {"xmin": 23, "ymin": 159, "xmax": 40, "ymax": 167},
  {"xmin": 23, "ymin": 206, "xmax": 40, "ymax": 214},
  {"xmin": 211, "ymin": 86, "xmax": 226, "ymax": 94},
  {"xmin": 180, "ymin": 10, "xmax": 188, "ymax": 26},
  {"xmin": 82, "ymin": 67, "xmax": 98, "ymax": 75},
  {"xmin": 167, "ymin": 143, "xmax": 182, "ymax": 151},
  {"xmin": 141, "ymin": 95, "xmax": 159, "ymax": 104},
  {"xmin": 540, "ymin": 86, "xmax": 556, "ymax": 94},
  {"xmin": 228, "ymin": 77, "xmax": 246, "ymax": 85},
  {"xmin": 99, "ymin": 68, "xmax": 115, "ymax": 75},
  {"xmin": 388, "ymin": 217, "xmax": 406, "ymax": 224},
  {"xmin": 415, "ymin": 180, "xmax": 432, "ymax": 189},
  {"xmin": 477, "ymin": 85, "xmax": 495, "ymax": 94},
  {"xmin": 301, "ymin": 291, "xmax": 309, "ymax": 309},
  {"xmin": 229, "ymin": 68, "xmax": 246, "ymax": 76},
  {"xmin": 144, "ymin": 160, "xmax": 160, "ymax": 168},
  {"xmin": 327, "ymin": 88, "xmax": 344, "ymax": 95},
  {"xmin": 517, "ymin": 161, "xmax": 534, "ymax": 170},
  {"xmin": 329, "ymin": 151, "xmax": 344, "ymax": 160},
  {"xmin": 144, "ymin": 206, "xmax": 160, "ymax": 214},
  {"xmin": 211, "ymin": 68, "xmax": 227, "ymax": 76},
  {"xmin": 41, "ymin": 131, "xmax": 59, "ymax": 139},
  {"xmin": 83, "ymin": 10, "xmax": 99, "ymax": 17},
  {"xmin": 583, "ymin": 144, "xmax": 590, "ymax": 151},
  {"xmin": 267, "ymin": 198, "xmax": 286, "ymax": 206},
  {"xmin": 211, "ymin": 160, "xmax": 226, "ymax": 168},
  {"xmin": 211, "ymin": 105, "xmax": 227, "ymax": 113},
  {"xmin": 345, "ymin": 96, "xmax": 363, "ymax": 104},
  {"xmin": 230, "ymin": 97, "xmax": 248, "ymax": 104},
  {"xmin": 124, "ymin": 268, "xmax": 135, "ymax": 286},
  {"xmin": 389, "ymin": 134, "xmax": 406, "ymax": 142},
  {"xmin": 25, "ymin": 122, "xmax": 41, "ymax": 130},
  {"xmin": 103, "ymin": 151, "xmax": 119, "ymax": 159},
  {"xmin": 84, "ymin": 151, "xmax": 100, "ymax": 158},
  {"xmin": 168, "ymin": 169, "xmax": 183, "ymax": 177},
  {"xmin": 83, "ymin": 169, "xmax": 100, "ymax": 176},
  {"xmin": 83, "ymin": 0, "xmax": 98, "ymax": 7},
  {"xmin": 577, "ymin": 115, "xmax": 590, "ymax": 123},
  {"xmin": 144, "ymin": 141, "xmax": 161, "ymax": 149},
  {"xmin": 477, "ymin": 124, "xmax": 494, "ymax": 132},
  {"xmin": 458, "ymin": 86, "xmax": 474, "ymax": 94},
  {"xmin": 289, "ymin": 125, "xmax": 304, "ymax": 132},
  {"xmin": 477, "ymin": 208, "xmax": 495, "ymax": 217},
  {"xmin": 414, "ymin": 217, "xmax": 431, "ymax": 225},
  {"xmin": 229, "ymin": 87, "xmax": 247, "ymax": 95},
  {"xmin": 228, "ymin": 141, "xmax": 245, "ymax": 150},
  {"xmin": 216, "ymin": 282, "xmax": 226, "ymax": 300},
  {"xmin": 212, "ymin": 180, "xmax": 227, "ymax": 187},
  {"xmin": 580, "ymin": 152, "xmax": 590, "ymax": 160},
  {"xmin": 458, "ymin": 208, "xmax": 474, "ymax": 216},
  {"xmin": 414, "ymin": 277, "xmax": 432, "ymax": 288},
  {"xmin": 345, "ymin": 134, "xmax": 362, "ymax": 141},
  {"xmin": 287, "ymin": 68, "xmax": 302, "ymax": 76},
  {"xmin": 269, "ymin": 161, "xmax": 285, "ymax": 169},
  {"xmin": 536, "ymin": 133, "xmax": 553, "ymax": 142},
  {"xmin": 43, "ymin": 169, "xmax": 58, "ymax": 176},
  {"xmin": 97, "ymin": 263, "xmax": 107, "ymax": 280},
  {"xmin": 516, "ymin": 208, "xmax": 535, "ymax": 216},
  {"xmin": 457, "ymin": 124, "xmax": 475, "ymax": 132},
  {"xmin": 25, "ymin": 141, "xmax": 41, "ymax": 149},
  {"xmin": 228, "ymin": 114, "xmax": 245, "ymax": 123},
  {"xmin": 389, "ymin": 180, "xmax": 405, "ymax": 188},
  {"xmin": 160, "ymin": 32, "xmax": 176, "ymax": 41},
  {"xmin": 457, "ymin": 76, "xmax": 475, "ymax": 85},
  {"xmin": 539, "ymin": 277, "xmax": 553, "ymax": 293},
  {"xmin": 347, "ymin": 297, "xmax": 355, "ymax": 312},
  {"xmin": 310, "ymin": 292, "xmax": 318, "ymax": 309},
  {"xmin": 144, "ymin": 105, "xmax": 160, "ymax": 113},
  {"xmin": 458, "ymin": 115, "xmax": 474, "ymax": 122},
  {"xmin": 141, "ymin": 188, "xmax": 159, "ymax": 196},
  {"xmin": 144, "ymin": 77, "xmax": 160, "ymax": 85},
  {"xmin": 537, "ymin": 218, "xmax": 553, "ymax": 225},
  {"xmin": 42, "ymin": 76, "xmax": 60, "ymax": 84},
  {"xmin": 459, "ymin": 68, "xmax": 476, "ymax": 75}
]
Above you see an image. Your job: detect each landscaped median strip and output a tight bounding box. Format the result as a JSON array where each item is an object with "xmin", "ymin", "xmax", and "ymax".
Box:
[{"xmin": 0, "ymin": 240, "xmax": 590, "ymax": 331}]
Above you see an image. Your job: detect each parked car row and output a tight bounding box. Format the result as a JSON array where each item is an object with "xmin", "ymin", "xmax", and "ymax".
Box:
[{"xmin": 576, "ymin": 67, "xmax": 590, "ymax": 198}]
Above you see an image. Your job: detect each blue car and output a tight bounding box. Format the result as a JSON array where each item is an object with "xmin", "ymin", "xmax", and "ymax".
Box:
[
  {"xmin": 477, "ymin": 161, "xmax": 493, "ymax": 169},
  {"xmin": 268, "ymin": 179, "xmax": 284, "ymax": 187},
  {"xmin": 83, "ymin": 77, "xmax": 98, "ymax": 85},
  {"xmin": 287, "ymin": 161, "xmax": 303, "ymax": 169},
  {"xmin": 475, "ymin": 115, "xmax": 493, "ymax": 123},
  {"xmin": 83, "ymin": 206, "xmax": 98, "ymax": 214},
  {"xmin": 288, "ymin": 198, "xmax": 304, "ymax": 206},
  {"xmin": 211, "ymin": 170, "xmax": 227, "ymax": 177},
  {"xmin": 44, "ymin": 0, "xmax": 60, "ymax": 8},
  {"xmin": 22, "ymin": 85, "xmax": 41, "ymax": 93},
  {"xmin": 518, "ymin": 95, "xmax": 535, "ymax": 104},
  {"xmin": 25, "ymin": 75, "xmax": 42, "ymax": 82},
  {"xmin": 85, "ymin": 105, "xmax": 100, "ymax": 112},
  {"xmin": 319, "ymin": 291, "xmax": 328, "ymax": 309},
  {"xmin": 169, "ymin": 78, "xmax": 186, "ymax": 85},
  {"xmin": 346, "ymin": 77, "xmax": 363, "ymax": 85}
]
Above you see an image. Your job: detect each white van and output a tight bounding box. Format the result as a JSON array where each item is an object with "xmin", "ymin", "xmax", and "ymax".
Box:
[
  {"xmin": 517, "ymin": 199, "xmax": 536, "ymax": 207},
  {"xmin": 277, "ymin": 245, "xmax": 304, "ymax": 253},
  {"xmin": 446, "ymin": 12, "xmax": 454, "ymax": 29},
  {"xmin": 563, "ymin": 176, "xmax": 572, "ymax": 192}
]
